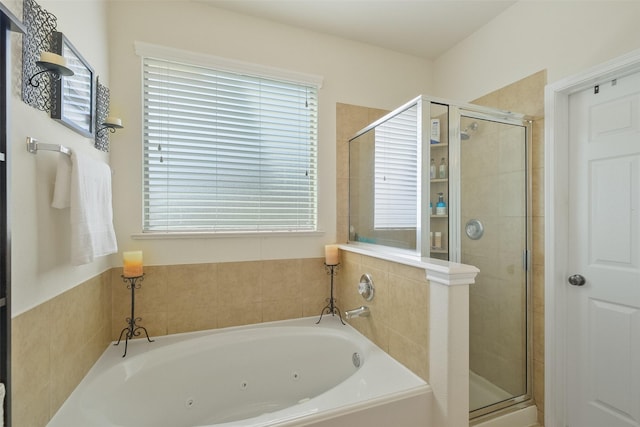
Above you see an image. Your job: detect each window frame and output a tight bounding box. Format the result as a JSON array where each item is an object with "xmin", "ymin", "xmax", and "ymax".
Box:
[{"xmin": 135, "ymin": 42, "xmax": 324, "ymax": 235}]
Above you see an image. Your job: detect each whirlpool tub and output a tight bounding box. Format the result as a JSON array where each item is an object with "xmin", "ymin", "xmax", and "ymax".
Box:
[{"xmin": 48, "ymin": 316, "xmax": 431, "ymax": 427}]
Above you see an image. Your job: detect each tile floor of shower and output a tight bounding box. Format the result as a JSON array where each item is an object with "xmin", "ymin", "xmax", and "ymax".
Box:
[{"xmin": 470, "ymin": 370, "xmax": 542, "ymax": 427}]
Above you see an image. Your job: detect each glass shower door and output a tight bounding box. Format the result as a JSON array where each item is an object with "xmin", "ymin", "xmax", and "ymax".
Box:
[{"xmin": 459, "ymin": 116, "xmax": 530, "ymax": 417}]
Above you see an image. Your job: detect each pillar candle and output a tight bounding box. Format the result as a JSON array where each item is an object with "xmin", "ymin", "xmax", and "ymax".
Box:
[
  {"xmin": 325, "ymin": 245, "xmax": 339, "ymax": 265},
  {"xmin": 123, "ymin": 251, "xmax": 143, "ymax": 277},
  {"xmin": 104, "ymin": 116, "xmax": 123, "ymax": 127},
  {"xmin": 39, "ymin": 51, "xmax": 67, "ymax": 67}
]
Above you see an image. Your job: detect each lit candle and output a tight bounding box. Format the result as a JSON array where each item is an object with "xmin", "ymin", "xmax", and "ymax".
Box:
[
  {"xmin": 325, "ymin": 245, "xmax": 339, "ymax": 265},
  {"xmin": 123, "ymin": 251, "xmax": 143, "ymax": 277},
  {"xmin": 39, "ymin": 51, "xmax": 67, "ymax": 67}
]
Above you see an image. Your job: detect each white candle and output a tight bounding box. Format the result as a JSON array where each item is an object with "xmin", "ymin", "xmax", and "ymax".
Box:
[
  {"xmin": 325, "ymin": 245, "xmax": 339, "ymax": 265},
  {"xmin": 104, "ymin": 116, "xmax": 123, "ymax": 127},
  {"xmin": 39, "ymin": 51, "xmax": 67, "ymax": 67},
  {"xmin": 123, "ymin": 251, "xmax": 143, "ymax": 277}
]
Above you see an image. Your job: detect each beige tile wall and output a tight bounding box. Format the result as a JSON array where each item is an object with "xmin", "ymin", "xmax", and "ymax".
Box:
[
  {"xmin": 111, "ymin": 258, "xmax": 328, "ymax": 339},
  {"xmin": 336, "ymin": 250, "xmax": 430, "ymax": 381},
  {"xmin": 462, "ymin": 118, "xmax": 528, "ymax": 396},
  {"xmin": 12, "ymin": 270, "xmax": 112, "ymax": 427}
]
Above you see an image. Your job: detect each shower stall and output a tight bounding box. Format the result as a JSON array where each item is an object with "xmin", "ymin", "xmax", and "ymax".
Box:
[{"xmin": 347, "ymin": 95, "xmax": 533, "ymax": 420}]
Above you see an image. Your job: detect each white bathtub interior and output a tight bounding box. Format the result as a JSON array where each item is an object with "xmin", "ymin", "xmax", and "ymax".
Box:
[{"xmin": 47, "ymin": 316, "xmax": 431, "ymax": 427}]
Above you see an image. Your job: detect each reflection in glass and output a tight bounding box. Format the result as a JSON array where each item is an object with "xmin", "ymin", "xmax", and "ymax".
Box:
[{"xmin": 349, "ymin": 105, "xmax": 418, "ymax": 251}]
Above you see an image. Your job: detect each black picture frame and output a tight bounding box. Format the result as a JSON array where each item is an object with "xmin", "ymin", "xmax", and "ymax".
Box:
[{"xmin": 51, "ymin": 31, "xmax": 95, "ymax": 137}]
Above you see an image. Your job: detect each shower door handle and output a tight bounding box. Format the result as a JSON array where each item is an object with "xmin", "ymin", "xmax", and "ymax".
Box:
[{"xmin": 568, "ymin": 274, "xmax": 586, "ymax": 287}]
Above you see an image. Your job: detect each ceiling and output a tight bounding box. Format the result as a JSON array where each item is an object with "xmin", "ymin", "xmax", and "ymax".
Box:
[{"xmin": 197, "ymin": 0, "xmax": 517, "ymax": 60}]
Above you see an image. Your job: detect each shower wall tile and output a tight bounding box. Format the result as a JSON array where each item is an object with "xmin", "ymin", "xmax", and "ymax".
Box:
[
  {"xmin": 336, "ymin": 103, "xmax": 388, "ymax": 243},
  {"xmin": 12, "ymin": 270, "xmax": 113, "ymax": 427},
  {"xmin": 472, "ymin": 69, "xmax": 547, "ymax": 424}
]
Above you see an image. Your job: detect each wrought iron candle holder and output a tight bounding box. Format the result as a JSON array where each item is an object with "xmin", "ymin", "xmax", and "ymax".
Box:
[
  {"xmin": 316, "ymin": 263, "xmax": 345, "ymax": 325},
  {"xmin": 115, "ymin": 274, "xmax": 154, "ymax": 357}
]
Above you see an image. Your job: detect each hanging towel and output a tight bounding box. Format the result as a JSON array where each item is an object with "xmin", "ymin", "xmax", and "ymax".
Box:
[
  {"xmin": 0, "ymin": 382, "xmax": 5, "ymax": 427},
  {"xmin": 69, "ymin": 151, "xmax": 118, "ymax": 265},
  {"xmin": 52, "ymin": 154, "xmax": 72, "ymax": 209}
]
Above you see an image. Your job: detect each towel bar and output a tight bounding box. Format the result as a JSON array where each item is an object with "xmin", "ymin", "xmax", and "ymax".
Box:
[{"xmin": 26, "ymin": 136, "xmax": 71, "ymax": 157}]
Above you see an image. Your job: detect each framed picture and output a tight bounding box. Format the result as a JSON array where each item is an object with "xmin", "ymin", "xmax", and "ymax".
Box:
[{"xmin": 51, "ymin": 31, "xmax": 96, "ymax": 137}]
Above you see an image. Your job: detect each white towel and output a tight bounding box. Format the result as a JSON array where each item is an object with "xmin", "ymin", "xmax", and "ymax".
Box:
[
  {"xmin": 52, "ymin": 154, "xmax": 72, "ymax": 209},
  {"xmin": 0, "ymin": 382, "xmax": 5, "ymax": 426},
  {"xmin": 69, "ymin": 151, "xmax": 118, "ymax": 265}
]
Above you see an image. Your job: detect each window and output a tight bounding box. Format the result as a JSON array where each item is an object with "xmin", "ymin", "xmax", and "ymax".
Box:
[
  {"xmin": 139, "ymin": 45, "xmax": 320, "ymax": 233},
  {"xmin": 373, "ymin": 105, "xmax": 418, "ymax": 229}
]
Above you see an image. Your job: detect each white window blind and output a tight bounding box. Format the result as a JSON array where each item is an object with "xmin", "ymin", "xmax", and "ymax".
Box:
[
  {"xmin": 374, "ymin": 105, "xmax": 418, "ymax": 229},
  {"xmin": 142, "ymin": 56, "xmax": 319, "ymax": 232}
]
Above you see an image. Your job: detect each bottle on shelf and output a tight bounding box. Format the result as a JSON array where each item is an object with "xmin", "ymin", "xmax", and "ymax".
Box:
[
  {"xmin": 436, "ymin": 192, "xmax": 447, "ymax": 216},
  {"xmin": 429, "ymin": 200, "xmax": 433, "ymax": 215},
  {"xmin": 430, "ymin": 158, "xmax": 436, "ymax": 179},
  {"xmin": 438, "ymin": 157, "xmax": 447, "ymax": 179},
  {"xmin": 430, "ymin": 118, "xmax": 440, "ymax": 144},
  {"xmin": 434, "ymin": 231, "xmax": 442, "ymax": 249}
]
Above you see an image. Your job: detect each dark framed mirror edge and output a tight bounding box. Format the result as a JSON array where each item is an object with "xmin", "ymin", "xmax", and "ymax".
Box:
[{"xmin": 50, "ymin": 31, "xmax": 96, "ymax": 138}]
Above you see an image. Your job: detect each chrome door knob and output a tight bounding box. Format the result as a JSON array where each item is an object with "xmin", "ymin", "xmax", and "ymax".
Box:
[{"xmin": 568, "ymin": 274, "xmax": 586, "ymax": 286}]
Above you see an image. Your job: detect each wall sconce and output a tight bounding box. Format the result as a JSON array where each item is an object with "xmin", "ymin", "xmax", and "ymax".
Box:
[
  {"xmin": 28, "ymin": 51, "xmax": 74, "ymax": 87},
  {"xmin": 96, "ymin": 116, "xmax": 124, "ymax": 137}
]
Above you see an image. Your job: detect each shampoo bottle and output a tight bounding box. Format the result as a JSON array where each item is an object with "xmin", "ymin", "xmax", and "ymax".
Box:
[{"xmin": 430, "ymin": 119, "xmax": 440, "ymax": 144}]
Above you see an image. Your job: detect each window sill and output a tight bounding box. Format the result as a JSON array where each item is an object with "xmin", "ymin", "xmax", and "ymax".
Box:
[{"xmin": 131, "ymin": 230, "xmax": 325, "ymax": 240}]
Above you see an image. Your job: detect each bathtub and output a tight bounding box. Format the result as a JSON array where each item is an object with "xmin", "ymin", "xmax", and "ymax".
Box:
[{"xmin": 48, "ymin": 316, "xmax": 432, "ymax": 427}]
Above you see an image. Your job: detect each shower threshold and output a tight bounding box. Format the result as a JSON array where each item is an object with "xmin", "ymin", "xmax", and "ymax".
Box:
[{"xmin": 469, "ymin": 370, "xmax": 512, "ymax": 412}]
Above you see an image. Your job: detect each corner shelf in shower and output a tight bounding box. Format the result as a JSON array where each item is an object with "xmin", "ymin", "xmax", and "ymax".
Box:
[{"xmin": 429, "ymin": 109, "xmax": 450, "ymax": 261}]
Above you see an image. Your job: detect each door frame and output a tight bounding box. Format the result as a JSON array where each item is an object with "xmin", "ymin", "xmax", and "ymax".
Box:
[{"xmin": 544, "ymin": 48, "xmax": 640, "ymax": 427}]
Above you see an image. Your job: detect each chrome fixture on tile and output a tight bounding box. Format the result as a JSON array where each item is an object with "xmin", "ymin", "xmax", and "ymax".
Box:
[
  {"xmin": 344, "ymin": 306, "xmax": 370, "ymax": 320},
  {"xmin": 358, "ymin": 274, "xmax": 375, "ymax": 301},
  {"xmin": 461, "ymin": 121, "xmax": 479, "ymax": 140},
  {"xmin": 465, "ymin": 218, "xmax": 485, "ymax": 240}
]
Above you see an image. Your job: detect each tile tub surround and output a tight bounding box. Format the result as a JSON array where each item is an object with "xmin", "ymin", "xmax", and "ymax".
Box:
[
  {"xmin": 111, "ymin": 258, "xmax": 329, "ymax": 340},
  {"xmin": 337, "ymin": 250, "xmax": 430, "ymax": 381},
  {"xmin": 337, "ymin": 244, "xmax": 478, "ymax": 427},
  {"xmin": 11, "ymin": 270, "xmax": 113, "ymax": 427}
]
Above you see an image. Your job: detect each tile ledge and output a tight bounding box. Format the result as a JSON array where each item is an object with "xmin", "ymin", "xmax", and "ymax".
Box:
[{"xmin": 337, "ymin": 243, "xmax": 479, "ymax": 286}]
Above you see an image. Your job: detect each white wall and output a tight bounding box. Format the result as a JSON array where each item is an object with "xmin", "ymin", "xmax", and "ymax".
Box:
[
  {"xmin": 107, "ymin": 2, "xmax": 433, "ymax": 267},
  {"xmin": 433, "ymin": 1, "xmax": 640, "ymax": 102},
  {"xmin": 10, "ymin": 0, "xmax": 110, "ymax": 316}
]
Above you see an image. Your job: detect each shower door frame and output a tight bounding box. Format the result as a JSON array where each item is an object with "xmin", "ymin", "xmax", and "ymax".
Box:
[{"xmin": 451, "ymin": 106, "xmax": 534, "ymax": 421}]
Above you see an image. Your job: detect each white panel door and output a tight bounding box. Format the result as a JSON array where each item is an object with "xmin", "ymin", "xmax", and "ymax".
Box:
[{"xmin": 567, "ymin": 71, "xmax": 640, "ymax": 427}]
